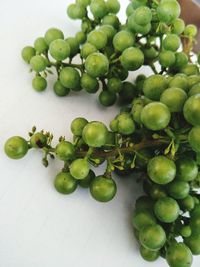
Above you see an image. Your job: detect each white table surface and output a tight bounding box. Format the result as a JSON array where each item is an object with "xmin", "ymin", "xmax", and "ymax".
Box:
[{"xmin": 0, "ymin": 1, "xmax": 199, "ymax": 267}]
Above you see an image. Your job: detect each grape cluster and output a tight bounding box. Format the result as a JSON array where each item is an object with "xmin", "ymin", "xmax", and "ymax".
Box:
[{"xmin": 5, "ymin": 0, "xmax": 200, "ymax": 267}]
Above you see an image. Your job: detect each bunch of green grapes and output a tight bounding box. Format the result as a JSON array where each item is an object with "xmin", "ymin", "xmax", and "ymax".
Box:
[
  {"xmin": 5, "ymin": 0, "xmax": 200, "ymax": 267},
  {"xmin": 21, "ymin": 0, "xmax": 198, "ymax": 106}
]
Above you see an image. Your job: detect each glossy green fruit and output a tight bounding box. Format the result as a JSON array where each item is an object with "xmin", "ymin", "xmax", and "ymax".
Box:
[
  {"xmin": 71, "ymin": 117, "xmax": 88, "ymax": 136},
  {"xmin": 166, "ymin": 243, "xmax": 193, "ymax": 267},
  {"xmin": 132, "ymin": 210, "xmax": 156, "ymax": 231},
  {"xmin": 54, "ymin": 172, "xmax": 77, "ymax": 194},
  {"xmin": 55, "ymin": 141, "xmax": 75, "ymax": 161},
  {"xmin": 53, "ymin": 80, "xmax": 70, "ymax": 96},
  {"xmin": 157, "ymin": 0, "xmax": 180, "ymax": 23},
  {"xmin": 70, "ymin": 158, "xmax": 90, "ymax": 180},
  {"xmin": 30, "ymin": 55, "xmax": 47, "ymax": 73},
  {"xmin": 49, "ymin": 39, "xmax": 70, "ymax": 61},
  {"xmin": 85, "ymin": 53, "xmax": 109, "ymax": 78},
  {"xmin": 32, "ymin": 76, "xmax": 47, "ymax": 92},
  {"xmin": 167, "ymin": 180, "xmax": 190, "ymax": 199},
  {"xmin": 79, "ymin": 170, "xmax": 95, "ymax": 188},
  {"xmin": 21, "ymin": 46, "xmax": 36, "ymax": 63},
  {"xmin": 188, "ymin": 126, "xmax": 200, "ymax": 153},
  {"xmin": 30, "ymin": 133, "xmax": 47, "ymax": 148},
  {"xmin": 185, "ymin": 235, "xmax": 200, "ymax": 255},
  {"xmin": 59, "ymin": 67, "xmax": 80, "ymax": 89},
  {"xmin": 184, "ymin": 95, "xmax": 200, "ymax": 126},
  {"xmin": 140, "ymin": 246, "xmax": 159, "ymax": 262},
  {"xmin": 176, "ymin": 157, "xmax": 198, "ymax": 182},
  {"xmin": 143, "ymin": 75, "xmax": 167, "ymax": 101},
  {"xmin": 44, "ymin": 28, "xmax": 64, "ymax": 45},
  {"xmin": 4, "ymin": 136, "xmax": 28, "ymax": 159},
  {"xmin": 120, "ymin": 47, "xmax": 144, "ymax": 71}
]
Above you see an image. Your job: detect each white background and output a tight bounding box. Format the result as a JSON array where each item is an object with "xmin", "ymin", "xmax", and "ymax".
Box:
[{"xmin": 0, "ymin": 1, "xmax": 199, "ymax": 267}]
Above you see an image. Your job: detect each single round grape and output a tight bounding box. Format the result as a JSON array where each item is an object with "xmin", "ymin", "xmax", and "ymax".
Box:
[
  {"xmin": 132, "ymin": 210, "xmax": 156, "ymax": 231},
  {"xmin": 87, "ymin": 30, "xmax": 107, "ymax": 50},
  {"xmin": 4, "ymin": 136, "xmax": 28, "ymax": 159},
  {"xmin": 81, "ymin": 73, "xmax": 99, "ymax": 93},
  {"xmin": 65, "ymin": 37, "xmax": 80, "ymax": 57},
  {"xmin": 154, "ymin": 197, "xmax": 180, "ymax": 223},
  {"xmin": 75, "ymin": 31, "xmax": 86, "ymax": 44},
  {"xmin": 147, "ymin": 156, "xmax": 176, "ymax": 185},
  {"xmin": 140, "ymin": 246, "xmax": 159, "ymax": 262},
  {"xmin": 70, "ymin": 158, "xmax": 90, "ymax": 180},
  {"xmin": 107, "ymin": 78, "xmax": 122, "ymax": 93},
  {"xmin": 143, "ymin": 75, "xmax": 167, "ymax": 101},
  {"xmin": 55, "ymin": 141, "xmax": 75, "ymax": 161},
  {"xmin": 142, "ymin": 46, "xmax": 158, "ymax": 60},
  {"xmin": 44, "ymin": 28, "xmax": 64, "ymax": 45},
  {"xmin": 189, "ymin": 83, "xmax": 200, "ymax": 97},
  {"xmin": 139, "ymin": 224, "xmax": 166, "ymax": 251},
  {"xmin": 176, "ymin": 157, "xmax": 198, "ymax": 182},
  {"xmin": 126, "ymin": 3, "xmax": 134, "ymax": 16},
  {"xmin": 185, "ymin": 235, "xmax": 200, "ymax": 255},
  {"xmin": 59, "ymin": 67, "xmax": 80, "ymax": 89},
  {"xmin": 134, "ymin": 6, "xmax": 152, "ymax": 26},
  {"xmin": 49, "ymin": 39, "xmax": 70, "ymax": 61},
  {"xmin": 82, "ymin": 121, "xmax": 108, "ymax": 148},
  {"xmin": 106, "ymin": 0, "xmax": 120, "ymax": 14},
  {"xmin": 128, "ymin": 15, "xmax": 151, "ymax": 34},
  {"xmin": 181, "ymin": 64, "xmax": 200, "ymax": 76},
  {"xmin": 53, "ymin": 80, "xmax": 70, "ymax": 97},
  {"xmin": 99, "ymin": 91, "xmax": 117, "ymax": 107},
  {"xmin": 30, "ymin": 132, "xmax": 47, "ymax": 148},
  {"xmin": 90, "ymin": 176, "xmax": 117, "ymax": 202},
  {"xmin": 163, "ymin": 34, "xmax": 181, "ymax": 52},
  {"xmin": 113, "ymin": 31, "xmax": 135, "ymax": 52},
  {"xmin": 184, "ymin": 94, "xmax": 200, "ymax": 126},
  {"xmin": 30, "ymin": 55, "xmax": 47, "ymax": 73},
  {"xmin": 34, "ymin": 37, "xmax": 48, "ymax": 54},
  {"xmin": 174, "ymin": 52, "xmax": 189, "ymax": 69},
  {"xmin": 54, "ymin": 172, "xmax": 77, "ymax": 194},
  {"xmin": 167, "ymin": 180, "xmax": 190, "ymax": 199},
  {"xmin": 160, "ymin": 87, "xmax": 187, "ymax": 112},
  {"xmin": 180, "ymin": 226, "xmax": 191, "ymax": 238},
  {"xmin": 71, "ymin": 117, "xmax": 88, "ymax": 136},
  {"xmin": 166, "ymin": 243, "xmax": 193, "ymax": 267},
  {"xmin": 79, "ymin": 169, "xmax": 95, "ymax": 188},
  {"xmin": 120, "ymin": 47, "xmax": 144, "ymax": 71},
  {"xmin": 76, "ymin": 0, "xmax": 91, "ymax": 8},
  {"xmin": 67, "ymin": 3, "xmax": 86, "ymax": 19},
  {"xmin": 149, "ymin": 184, "xmax": 167, "ymax": 200},
  {"xmin": 184, "ymin": 24, "xmax": 198, "ymax": 37},
  {"xmin": 188, "ymin": 75, "xmax": 200, "ymax": 88},
  {"xmin": 102, "ymin": 14, "xmax": 120, "ymax": 29},
  {"xmin": 117, "ymin": 113, "xmax": 135, "ymax": 135},
  {"xmin": 180, "ymin": 195, "xmax": 195, "ymax": 212},
  {"xmin": 80, "ymin": 43, "xmax": 97, "ymax": 59},
  {"xmin": 32, "ymin": 76, "xmax": 47, "ymax": 92},
  {"xmin": 157, "ymin": 0, "xmax": 180, "ymax": 23},
  {"xmin": 21, "ymin": 46, "xmax": 36, "ymax": 63},
  {"xmin": 90, "ymin": 0, "xmax": 108, "ymax": 19},
  {"xmin": 85, "ymin": 52, "xmax": 109, "ymax": 78},
  {"xmin": 141, "ymin": 102, "xmax": 171, "ymax": 131},
  {"xmin": 99, "ymin": 25, "xmax": 116, "ymax": 42},
  {"xmin": 172, "ymin": 18, "xmax": 185, "ymax": 34},
  {"xmin": 159, "ymin": 50, "xmax": 176, "ymax": 68},
  {"xmin": 169, "ymin": 74, "xmax": 189, "ymax": 92},
  {"xmin": 188, "ymin": 126, "xmax": 200, "ymax": 153},
  {"xmin": 114, "ymin": 68, "xmax": 129, "ymax": 81}
]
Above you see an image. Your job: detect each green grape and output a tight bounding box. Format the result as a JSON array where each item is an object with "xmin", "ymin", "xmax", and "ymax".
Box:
[
  {"xmin": 70, "ymin": 158, "xmax": 90, "ymax": 180},
  {"xmin": 55, "ymin": 141, "xmax": 75, "ymax": 161},
  {"xmin": 131, "ymin": 0, "xmax": 147, "ymax": 9},
  {"xmin": 85, "ymin": 52, "xmax": 109, "ymax": 78},
  {"xmin": 139, "ymin": 224, "xmax": 166, "ymax": 251},
  {"xmin": 188, "ymin": 75, "xmax": 200, "ymax": 88},
  {"xmin": 79, "ymin": 169, "xmax": 95, "ymax": 188},
  {"xmin": 147, "ymin": 156, "xmax": 176, "ymax": 185},
  {"xmin": 176, "ymin": 157, "xmax": 198, "ymax": 182},
  {"xmin": 34, "ymin": 37, "xmax": 48, "ymax": 54},
  {"xmin": 172, "ymin": 18, "xmax": 185, "ymax": 35},
  {"xmin": 75, "ymin": 31, "xmax": 87, "ymax": 44},
  {"xmin": 71, "ymin": 117, "xmax": 88, "ymax": 137},
  {"xmin": 59, "ymin": 67, "xmax": 80, "ymax": 89},
  {"xmin": 114, "ymin": 67, "xmax": 129, "ymax": 81},
  {"xmin": 135, "ymin": 196, "xmax": 154, "ymax": 211},
  {"xmin": 65, "ymin": 37, "xmax": 80, "ymax": 57},
  {"xmin": 166, "ymin": 243, "xmax": 193, "ymax": 267},
  {"xmin": 180, "ymin": 195, "xmax": 195, "ymax": 212},
  {"xmin": 54, "ymin": 172, "xmax": 77, "ymax": 194},
  {"xmin": 81, "ymin": 73, "xmax": 99, "ymax": 93},
  {"xmin": 107, "ymin": 77, "xmax": 122, "ymax": 93},
  {"xmin": 133, "ymin": 6, "xmax": 152, "ymax": 26},
  {"xmin": 184, "ymin": 24, "xmax": 198, "ymax": 37},
  {"xmin": 157, "ymin": 0, "xmax": 180, "ymax": 23},
  {"xmin": 163, "ymin": 34, "xmax": 181, "ymax": 52},
  {"xmin": 67, "ymin": 3, "xmax": 87, "ymax": 19},
  {"xmin": 180, "ymin": 64, "xmax": 200, "ymax": 76},
  {"xmin": 21, "ymin": 46, "xmax": 36, "ymax": 63},
  {"xmin": 126, "ymin": 3, "xmax": 134, "ymax": 16},
  {"xmin": 99, "ymin": 25, "xmax": 116, "ymax": 42},
  {"xmin": 140, "ymin": 246, "xmax": 159, "ymax": 262},
  {"xmin": 87, "ymin": 30, "xmax": 107, "ymax": 50},
  {"xmin": 120, "ymin": 47, "xmax": 144, "ymax": 71},
  {"xmin": 149, "ymin": 184, "xmax": 167, "ymax": 200},
  {"xmin": 184, "ymin": 94, "xmax": 200, "ymax": 126},
  {"xmin": 76, "ymin": 0, "xmax": 91, "ymax": 8},
  {"xmin": 30, "ymin": 55, "xmax": 47, "ymax": 72},
  {"xmin": 142, "ymin": 46, "xmax": 158, "ymax": 60},
  {"xmin": 154, "ymin": 197, "xmax": 180, "ymax": 223},
  {"xmin": 82, "ymin": 121, "xmax": 108, "ymax": 147},
  {"xmin": 90, "ymin": 176, "xmax": 117, "ymax": 202},
  {"xmin": 160, "ymin": 87, "xmax": 187, "ymax": 112},
  {"xmin": 106, "ymin": 0, "xmax": 120, "ymax": 14},
  {"xmin": 99, "ymin": 91, "xmax": 117, "ymax": 106},
  {"xmin": 143, "ymin": 75, "xmax": 167, "ymax": 101},
  {"xmin": 180, "ymin": 226, "xmax": 191, "ymax": 238},
  {"xmin": 167, "ymin": 180, "xmax": 190, "ymax": 199},
  {"xmin": 141, "ymin": 102, "xmax": 171, "ymax": 131},
  {"xmin": 159, "ymin": 50, "xmax": 176, "ymax": 68},
  {"xmin": 132, "ymin": 210, "xmax": 156, "ymax": 231},
  {"xmin": 80, "ymin": 43, "xmax": 97, "ymax": 59},
  {"xmin": 32, "ymin": 76, "xmax": 47, "ymax": 92},
  {"xmin": 30, "ymin": 133, "xmax": 47, "ymax": 148},
  {"xmin": 113, "ymin": 30, "xmax": 135, "ymax": 52},
  {"xmin": 44, "ymin": 28, "xmax": 64, "ymax": 45},
  {"xmin": 189, "ymin": 83, "xmax": 200, "ymax": 97},
  {"xmin": 169, "ymin": 74, "xmax": 189, "ymax": 92},
  {"xmin": 49, "ymin": 39, "xmax": 70, "ymax": 61},
  {"xmin": 128, "ymin": 14, "xmax": 151, "ymax": 34},
  {"xmin": 102, "ymin": 14, "xmax": 120, "ymax": 29},
  {"xmin": 90, "ymin": 0, "xmax": 108, "ymax": 19},
  {"xmin": 4, "ymin": 136, "xmax": 28, "ymax": 160},
  {"xmin": 117, "ymin": 113, "xmax": 135, "ymax": 135},
  {"xmin": 119, "ymin": 82, "xmax": 137, "ymax": 103},
  {"xmin": 174, "ymin": 52, "xmax": 188, "ymax": 69},
  {"xmin": 53, "ymin": 80, "xmax": 70, "ymax": 96},
  {"xmin": 188, "ymin": 126, "xmax": 200, "ymax": 153},
  {"xmin": 185, "ymin": 235, "xmax": 200, "ymax": 255}
]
